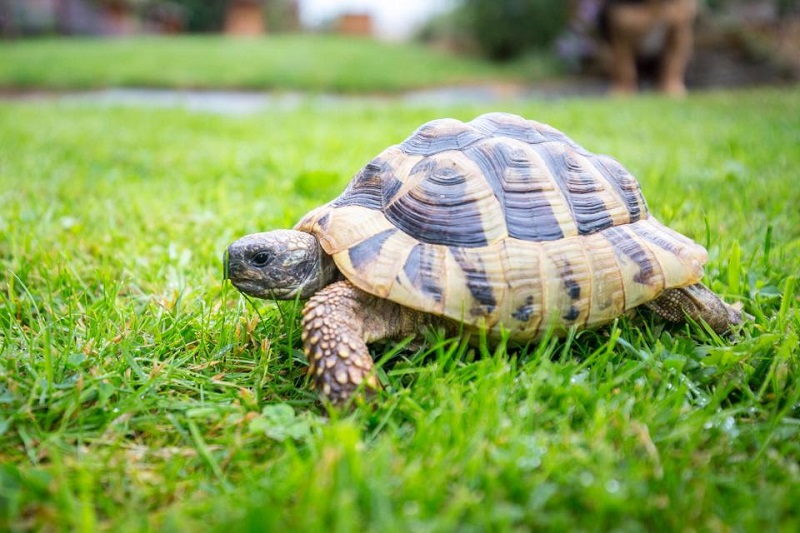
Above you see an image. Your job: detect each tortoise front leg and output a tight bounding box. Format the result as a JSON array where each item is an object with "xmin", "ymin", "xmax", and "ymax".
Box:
[
  {"xmin": 646, "ymin": 282, "xmax": 745, "ymax": 335},
  {"xmin": 301, "ymin": 280, "xmax": 425, "ymax": 404}
]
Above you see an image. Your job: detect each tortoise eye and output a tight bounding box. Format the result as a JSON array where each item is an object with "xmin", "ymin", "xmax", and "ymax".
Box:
[{"xmin": 251, "ymin": 251, "xmax": 272, "ymax": 267}]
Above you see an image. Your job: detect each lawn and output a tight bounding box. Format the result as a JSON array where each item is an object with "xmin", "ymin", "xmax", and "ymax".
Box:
[
  {"xmin": 1, "ymin": 87, "xmax": 799, "ymax": 530},
  {"xmin": 0, "ymin": 35, "xmax": 556, "ymax": 93}
]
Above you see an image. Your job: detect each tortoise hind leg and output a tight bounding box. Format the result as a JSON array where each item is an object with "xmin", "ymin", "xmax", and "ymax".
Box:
[
  {"xmin": 646, "ymin": 283, "xmax": 745, "ymax": 335},
  {"xmin": 301, "ymin": 280, "xmax": 426, "ymax": 404}
]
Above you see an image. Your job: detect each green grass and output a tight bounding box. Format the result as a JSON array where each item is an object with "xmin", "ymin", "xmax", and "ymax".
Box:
[
  {"xmin": 0, "ymin": 35, "xmax": 556, "ymax": 92},
  {"xmin": 1, "ymin": 87, "xmax": 799, "ymax": 530}
]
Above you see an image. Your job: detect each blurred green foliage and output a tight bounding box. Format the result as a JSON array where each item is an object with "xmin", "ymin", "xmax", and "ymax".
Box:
[
  {"xmin": 702, "ymin": 0, "xmax": 799, "ymax": 15},
  {"xmin": 264, "ymin": 0, "xmax": 300, "ymax": 33},
  {"xmin": 167, "ymin": 0, "xmax": 226, "ymax": 32},
  {"xmin": 163, "ymin": 0, "xmax": 298, "ymax": 33},
  {"xmin": 460, "ymin": 0, "xmax": 569, "ymax": 60}
]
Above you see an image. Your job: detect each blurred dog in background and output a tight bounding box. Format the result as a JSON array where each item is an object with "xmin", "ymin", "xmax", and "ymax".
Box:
[{"xmin": 598, "ymin": 0, "xmax": 698, "ymax": 95}]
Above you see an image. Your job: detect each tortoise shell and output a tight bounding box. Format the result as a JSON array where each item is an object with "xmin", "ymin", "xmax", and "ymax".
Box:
[{"xmin": 296, "ymin": 112, "xmax": 707, "ymax": 339}]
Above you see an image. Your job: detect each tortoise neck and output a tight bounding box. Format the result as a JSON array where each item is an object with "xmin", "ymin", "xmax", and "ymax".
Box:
[
  {"xmin": 298, "ymin": 239, "xmax": 339, "ymax": 299},
  {"xmin": 319, "ymin": 248, "xmax": 341, "ymax": 286}
]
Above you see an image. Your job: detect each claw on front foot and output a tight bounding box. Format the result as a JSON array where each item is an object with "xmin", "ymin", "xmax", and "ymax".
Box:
[
  {"xmin": 306, "ymin": 347, "xmax": 382, "ymax": 406},
  {"xmin": 300, "ymin": 280, "xmax": 424, "ymax": 405},
  {"xmin": 301, "ymin": 281, "xmax": 384, "ymax": 405}
]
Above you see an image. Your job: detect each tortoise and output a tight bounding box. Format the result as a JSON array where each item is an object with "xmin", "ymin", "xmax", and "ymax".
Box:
[{"xmin": 225, "ymin": 112, "xmax": 743, "ymax": 403}]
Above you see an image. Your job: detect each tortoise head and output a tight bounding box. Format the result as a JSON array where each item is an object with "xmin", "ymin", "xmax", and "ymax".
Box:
[{"xmin": 225, "ymin": 230, "xmax": 337, "ymax": 300}]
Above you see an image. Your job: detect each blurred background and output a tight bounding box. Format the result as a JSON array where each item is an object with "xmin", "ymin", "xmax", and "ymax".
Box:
[{"xmin": 0, "ymin": 0, "xmax": 798, "ymax": 96}]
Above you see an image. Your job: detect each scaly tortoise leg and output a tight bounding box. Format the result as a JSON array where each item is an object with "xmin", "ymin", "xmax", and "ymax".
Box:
[
  {"xmin": 301, "ymin": 280, "xmax": 426, "ymax": 404},
  {"xmin": 646, "ymin": 282, "xmax": 745, "ymax": 335}
]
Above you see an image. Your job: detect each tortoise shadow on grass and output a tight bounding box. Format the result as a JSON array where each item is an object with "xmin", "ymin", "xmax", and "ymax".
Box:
[
  {"xmin": 368, "ymin": 308, "xmax": 757, "ymax": 412},
  {"xmin": 248, "ymin": 290, "xmax": 758, "ymax": 417}
]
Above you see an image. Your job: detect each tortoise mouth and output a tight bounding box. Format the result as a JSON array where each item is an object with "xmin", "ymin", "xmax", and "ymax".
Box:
[{"xmin": 228, "ymin": 276, "xmax": 299, "ymax": 300}]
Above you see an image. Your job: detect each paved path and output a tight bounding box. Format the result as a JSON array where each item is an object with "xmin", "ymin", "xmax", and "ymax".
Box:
[{"xmin": 0, "ymin": 81, "xmax": 609, "ymax": 115}]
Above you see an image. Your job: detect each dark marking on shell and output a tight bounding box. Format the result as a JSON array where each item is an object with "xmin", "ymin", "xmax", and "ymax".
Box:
[
  {"xmin": 566, "ymin": 278, "xmax": 581, "ymax": 300},
  {"xmin": 316, "ymin": 213, "xmax": 330, "ymax": 231},
  {"xmin": 403, "ymin": 243, "xmax": 443, "ymax": 303},
  {"xmin": 382, "ymin": 174, "xmax": 403, "ymax": 205},
  {"xmin": 563, "ymin": 306, "xmax": 580, "ymax": 322},
  {"xmin": 400, "ymin": 119, "xmax": 484, "ymax": 156},
  {"xmin": 385, "ymin": 159, "xmax": 488, "ymax": 247},
  {"xmin": 605, "ymin": 227, "xmax": 656, "ymax": 284},
  {"xmin": 348, "ymin": 228, "xmax": 397, "ymax": 271},
  {"xmin": 551, "ymin": 254, "xmax": 582, "ymax": 301},
  {"xmin": 512, "ymin": 295, "xmax": 535, "ymax": 322},
  {"xmin": 450, "ymin": 247, "xmax": 497, "ymax": 316},
  {"xmin": 566, "ymin": 176, "xmax": 615, "ymax": 236},
  {"xmin": 629, "ymin": 222, "xmax": 683, "ymax": 255},
  {"xmin": 468, "ymin": 113, "xmax": 589, "ymax": 154},
  {"xmin": 592, "ymin": 155, "xmax": 648, "ymax": 223},
  {"xmin": 469, "ymin": 113, "xmax": 550, "ymax": 145},
  {"xmin": 332, "ymin": 163, "xmax": 384, "ymax": 210},
  {"xmin": 537, "ymin": 144, "xmax": 615, "ymax": 236},
  {"xmin": 464, "ymin": 140, "xmax": 565, "ymax": 242}
]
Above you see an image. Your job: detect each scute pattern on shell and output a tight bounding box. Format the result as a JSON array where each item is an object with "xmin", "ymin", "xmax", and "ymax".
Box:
[{"xmin": 296, "ymin": 113, "xmax": 708, "ymax": 338}]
